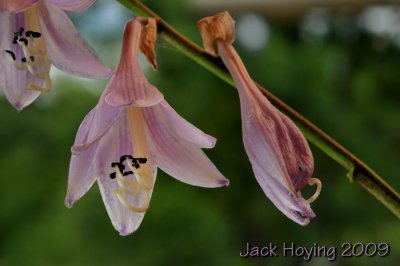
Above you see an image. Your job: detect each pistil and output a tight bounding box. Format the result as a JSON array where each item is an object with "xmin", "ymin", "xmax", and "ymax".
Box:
[
  {"xmin": 114, "ymin": 107, "xmax": 154, "ymax": 213},
  {"xmin": 114, "ymin": 166, "xmax": 151, "ymax": 213},
  {"xmin": 19, "ymin": 5, "xmax": 52, "ymax": 92},
  {"xmin": 306, "ymin": 178, "xmax": 322, "ymax": 204}
]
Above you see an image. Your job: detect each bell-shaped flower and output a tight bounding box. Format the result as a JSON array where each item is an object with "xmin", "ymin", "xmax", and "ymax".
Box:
[
  {"xmin": 198, "ymin": 12, "xmax": 321, "ymax": 225},
  {"xmin": 65, "ymin": 18, "xmax": 229, "ymax": 236},
  {"xmin": 0, "ymin": 0, "xmax": 112, "ymax": 110}
]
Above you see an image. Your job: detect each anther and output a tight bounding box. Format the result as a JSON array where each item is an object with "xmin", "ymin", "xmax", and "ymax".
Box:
[
  {"xmin": 5, "ymin": 50, "xmax": 16, "ymax": 61},
  {"xmin": 25, "ymin": 31, "xmax": 41, "ymax": 38},
  {"xmin": 18, "ymin": 38, "xmax": 28, "ymax": 46}
]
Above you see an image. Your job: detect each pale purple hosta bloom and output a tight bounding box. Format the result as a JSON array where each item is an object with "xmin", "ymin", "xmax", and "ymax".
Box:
[
  {"xmin": 0, "ymin": 0, "xmax": 111, "ymax": 110},
  {"xmin": 65, "ymin": 18, "xmax": 228, "ymax": 236},
  {"xmin": 198, "ymin": 12, "xmax": 321, "ymax": 225}
]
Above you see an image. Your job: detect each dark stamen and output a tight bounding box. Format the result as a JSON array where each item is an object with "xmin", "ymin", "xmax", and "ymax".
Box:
[
  {"xmin": 14, "ymin": 27, "xmax": 24, "ymax": 37},
  {"xmin": 26, "ymin": 31, "xmax": 41, "ymax": 38},
  {"xmin": 18, "ymin": 27, "xmax": 24, "ymax": 36},
  {"xmin": 18, "ymin": 38, "xmax": 28, "ymax": 46},
  {"xmin": 137, "ymin": 158, "xmax": 147, "ymax": 164},
  {"xmin": 5, "ymin": 50, "xmax": 16, "ymax": 61}
]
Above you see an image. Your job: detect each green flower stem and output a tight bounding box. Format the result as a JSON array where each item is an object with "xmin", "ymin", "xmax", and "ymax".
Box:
[{"xmin": 116, "ymin": 0, "xmax": 400, "ymax": 218}]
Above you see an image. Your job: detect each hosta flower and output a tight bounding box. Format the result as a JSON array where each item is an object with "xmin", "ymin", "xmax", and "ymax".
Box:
[
  {"xmin": 65, "ymin": 18, "xmax": 228, "ymax": 235},
  {"xmin": 0, "ymin": 0, "xmax": 111, "ymax": 110},
  {"xmin": 198, "ymin": 12, "xmax": 321, "ymax": 225}
]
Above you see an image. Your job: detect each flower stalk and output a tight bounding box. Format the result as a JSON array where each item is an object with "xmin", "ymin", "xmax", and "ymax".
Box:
[{"xmin": 116, "ymin": 0, "xmax": 400, "ymax": 219}]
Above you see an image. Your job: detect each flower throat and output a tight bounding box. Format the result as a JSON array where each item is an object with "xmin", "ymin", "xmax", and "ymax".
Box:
[{"xmin": 13, "ymin": 5, "xmax": 51, "ymax": 92}]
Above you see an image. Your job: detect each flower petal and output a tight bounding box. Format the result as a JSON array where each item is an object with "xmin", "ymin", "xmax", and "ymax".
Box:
[
  {"xmin": 0, "ymin": 12, "xmax": 42, "ymax": 110},
  {"xmin": 143, "ymin": 100, "xmax": 229, "ymax": 188},
  {"xmin": 155, "ymin": 100, "xmax": 217, "ymax": 148},
  {"xmin": 218, "ymin": 42, "xmax": 315, "ymax": 224},
  {"xmin": 65, "ymin": 140, "xmax": 98, "ymax": 208},
  {"xmin": 242, "ymin": 106, "xmax": 315, "ymax": 225},
  {"xmin": 0, "ymin": 0, "xmax": 38, "ymax": 13},
  {"xmin": 38, "ymin": 2, "xmax": 112, "ymax": 78},
  {"xmin": 95, "ymin": 111, "xmax": 156, "ymax": 236},
  {"xmin": 278, "ymin": 113, "xmax": 314, "ymax": 191},
  {"xmin": 46, "ymin": 0, "xmax": 95, "ymax": 12},
  {"xmin": 105, "ymin": 20, "xmax": 163, "ymax": 107},
  {"xmin": 71, "ymin": 89, "xmax": 123, "ymax": 152}
]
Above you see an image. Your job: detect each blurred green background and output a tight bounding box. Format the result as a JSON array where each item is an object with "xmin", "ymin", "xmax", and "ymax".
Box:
[{"xmin": 1, "ymin": 0, "xmax": 399, "ymax": 265}]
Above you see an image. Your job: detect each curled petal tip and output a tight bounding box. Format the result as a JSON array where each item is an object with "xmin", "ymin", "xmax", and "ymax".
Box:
[
  {"xmin": 64, "ymin": 196, "xmax": 74, "ymax": 208},
  {"xmin": 199, "ymin": 135, "xmax": 216, "ymax": 149},
  {"xmin": 294, "ymin": 198, "xmax": 316, "ymax": 225},
  {"xmin": 299, "ymin": 218, "xmax": 311, "ymax": 226},
  {"xmin": 14, "ymin": 102, "xmax": 24, "ymax": 111},
  {"xmin": 221, "ymin": 179, "xmax": 230, "ymax": 187},
  {"xmin": 207, "ymin": 136, "xmax": 217, "ymax": 148},
  {"xmin": 289, "ymin": 209, "xmax": 312, "ymax": 226},
  {"xmin": 7, "ymin": 90, "xmax": 41, "ymax": 111},
  {"xmin": 118, "ymin": 227, "xmax": 131, "ymax": 237},
  {"xmin": 117, "ymin": 224, "xmax": 138, "ymax": 236},
  {"xmin": 197, "ymin": 11, "xmax": 235, "ymax": 56}
]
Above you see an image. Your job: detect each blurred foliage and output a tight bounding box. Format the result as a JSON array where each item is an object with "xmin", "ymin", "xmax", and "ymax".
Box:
[{"xmin": 0, "ymin": 0, "xmax": 399, "ymax": 265}]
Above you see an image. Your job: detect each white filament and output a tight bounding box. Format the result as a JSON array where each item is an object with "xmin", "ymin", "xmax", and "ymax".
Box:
[{"xmin": 306, "ymin": 178, "xmax": 322, "ymax": 204}]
